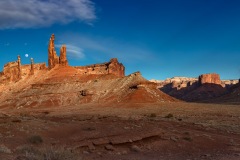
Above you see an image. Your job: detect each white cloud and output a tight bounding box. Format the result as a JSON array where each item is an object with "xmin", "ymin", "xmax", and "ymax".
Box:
[
  {"xmin": 0, "ymin": 0, "xmax": 96, "ymax": 29},
  {"xmin": 58, "ymin": 33, "xmax": 157, "ymax": 63},
  {"xmin": 56, "ymin": 44, "xmax": 85, "ymax": 59}
]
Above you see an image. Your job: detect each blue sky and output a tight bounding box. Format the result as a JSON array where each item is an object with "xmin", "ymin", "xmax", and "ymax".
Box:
[{"xmin": 0, "ymin": 0, "xmax": 240, "ymax": 80}]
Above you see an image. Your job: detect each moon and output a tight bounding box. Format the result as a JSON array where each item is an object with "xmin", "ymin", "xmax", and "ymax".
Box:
[{"xmin": 25, "ymin": 54, "xmax": 29, "ymax": 58}]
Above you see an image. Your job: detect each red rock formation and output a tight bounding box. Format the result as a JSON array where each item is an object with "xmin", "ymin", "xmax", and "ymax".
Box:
[
  {"xmin": 1, "ymin": 56, "xmax": 22, "ymax": 82},
  {"xmin": 47, "ymin": 34, "xmax": 124, "ymax": 77},
  {"xmin": 59, "ymin": 45, "xmax": 68, "ymax": 66},
  {"xmin": 108, "ymin": 58, "xmax": 125, "ymax": 77},
  {"xmin": 199, "ymin": 73, "xmax": 221, "ymax": 85},
  {"xmin": 74, "ymin": 58, "xmax": 125, "ymax": 77},
  {"xmin": 17, "ymin": 55, "xmax": 22, "ymax": 79},
  {"xmin": 48, "ymin": 34, "xmax": 59, "ymax": 69},
  {"xmin": 3, "ymin": 62, "xmax": 20, "ymax": 82},
  {"xmin": 48, "ymin": 34, "xmax": 68, "ymax": 69},
  {"xmin": 30, "ymin": 58, "xmax": 34, "ymax": 75}
]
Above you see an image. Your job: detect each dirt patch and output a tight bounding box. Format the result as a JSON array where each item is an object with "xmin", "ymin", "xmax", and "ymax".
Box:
[{"xmin": 0, "ymin": 102, "xmax": 240, "ymax": 159}]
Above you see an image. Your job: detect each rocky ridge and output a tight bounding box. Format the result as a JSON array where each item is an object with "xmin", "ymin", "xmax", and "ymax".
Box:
[{"xmin": 0, "ymin": 34, "xmax": 177, "ymax": 108}]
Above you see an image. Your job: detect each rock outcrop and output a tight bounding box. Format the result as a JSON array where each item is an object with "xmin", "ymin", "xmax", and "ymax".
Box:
[
  {"xmin": 0, "ymin": 33, "xmax": 178, "ymax": 107},
  {"xmin": 153, "ymin": 73, "xmax": 238, "ymax": 102},
  {"xmin": 0, "ymin": 68, "xmax": 177, "ymax": 108},
  {"xmin": 221, "ymin": 79, "xmax": 239, "ymax": 88},
  {"xmin": 108, "ymin": 58, "xmax": 125, "ymax": 77},
  {"xmin": 0, "ymin": 34, "xmax": 125, "ymax": 84},
  {"xmin": 59, "ymin": 45, "xmax": 68, "ymax": 66},
  {"xmin": 151, "ymin": 77, "xmax": 198, "ymax": 91},
  {"xmin": 30, "ymin": 58, "xmax": 34, "ymax": 75},
  {"xmin": 0, "ymin": 56, "xmax": 46, "ymax": 83},
  {"xmin": 3, "ymin": 61, "xmax": 20, "ymax": 82},
  {"xmin": 199, "ymin": 73, "xmax": 221, "ymax": 85},
  {"xmin": 17, "ymin": 55, "xmax": 22, "ymax": 79},
  {"xmin": 74, "ymin": 58, "xmax": 125, "ymax": 78},
  {"xmin": 48, "ymin": 34, "xmax": 59, "ymax": 69},
  {"xmin": 47, "ymin": 34, "xmax": 124, "ymax": 77},
  {"xmin": 0, "ymin": 55, "xmax": 22, "ymax": 82},
  {"xmin": 48, "ymin": 34, "xmax": 68, "ymax": 69}
]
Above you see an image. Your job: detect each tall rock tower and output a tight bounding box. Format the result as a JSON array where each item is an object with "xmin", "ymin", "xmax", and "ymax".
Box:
[
  {"xmin": 30, "ymin": 58, "xmax": 34, "ymax": 75},
  {"xmin": 17, "ymin": 55, "xmax": 22, "ymax": 79},
  {"xmin": 48, "ymin": 34, "xmax": 68, "ymax": 69},
  {"xmin": 59, "ymin": 45, "xmax": 68, "ymax": 66},
  {"xmin": 48, "ymin": 34, "xmax": 59, "ymax": 69}
]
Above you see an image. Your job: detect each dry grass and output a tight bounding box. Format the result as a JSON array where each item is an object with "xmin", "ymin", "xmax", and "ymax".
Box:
[
  {"xmin": 28, "ymin": 135, "xmax": 43, "ymax": 144},
  {"xmin": 16, "ymin": 145, "xmax": 82, "ymax": 160}
]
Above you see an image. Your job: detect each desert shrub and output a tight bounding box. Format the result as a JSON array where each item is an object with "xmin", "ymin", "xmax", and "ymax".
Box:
[
  {"xmin": 18, "ymin": 145, "xmax": 82, "ymax": 160},
  {"xmin": 12, "ymin": 119, "xmax": 22, "ymax": 123},
  {"xmin": 16, "ymin": 145, "xmax": 40, "ymax": 155},
  {"xmin": 42, "ymin": 111, "xmax": 50, "ymax": 115},
  {"xmin": 42, "ymin": 147, "xmax": 77, "ymax": 160},
  {"xmin": 150, "ymin": 113, "xmax": 157, "ymax": 118},
  {"xmin": 0, "ymin": 144, "xmax": 12, "ymax": 153},
  {"xmin": 183, "ymin": 136, "xmax": 192, "ymax": 142},
  {"xmin": 82, "ymin": 126, "xmax": 96, "ymax": 131},
  {"xmin": 28, "ymin": 135, "xmax": 43, "ymax": 144},
  {"xmin": 165, "ymin": 113, "xmax": 173, "ymax": 118},
  {"xmin": 184, "ymin": 132, "xmax": 190, "ymax": 135}
]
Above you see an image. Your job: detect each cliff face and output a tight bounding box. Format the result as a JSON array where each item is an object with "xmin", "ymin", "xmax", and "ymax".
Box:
[
  {"xmin": 2, "ymin": 61, "xmax": 20, "ymax": 82},
  {"xmin": 108, "ymin": 58, "xmax": 125, "ymax": 77},
  {"xmin": 74, "ymin": 58, "xmax": 125, "ymax": 78},
  {"xmin": 199, "ymin": 73, "xmax": 221, "ymax": 85}
]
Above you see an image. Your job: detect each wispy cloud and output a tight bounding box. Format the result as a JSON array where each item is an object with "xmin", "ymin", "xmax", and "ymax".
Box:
[
  {"xmin": 56, "ymin": 44, "xmax": 85, "ymax": 59},
  {"xmin": 58, "ymin": 33, "xmax": 157, "ymax": 64},
  {"xmin": 0, "ymin": 0, "xmax": 96, "ymax": 29},
  {"xmin": 4, "ymin": 43, "xmax": 10, "ymax": 46}
]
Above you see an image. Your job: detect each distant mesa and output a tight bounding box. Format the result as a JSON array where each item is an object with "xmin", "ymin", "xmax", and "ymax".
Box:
[
  {"xmin": 151, "ymin": 73, "xmax": 239, "ymax": 103},
  {"xmin": 198, "ymin": 73, "xmax": 221, "ymax": 85}
]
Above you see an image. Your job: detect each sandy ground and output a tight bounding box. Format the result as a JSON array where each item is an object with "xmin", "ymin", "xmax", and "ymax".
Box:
[{"xmin": 0, "ymin": 102, "xmax": 240, "ymax": 160}]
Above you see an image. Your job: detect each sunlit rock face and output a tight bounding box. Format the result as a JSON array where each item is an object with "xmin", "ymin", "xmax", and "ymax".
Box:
[
  {"xmin": 198, "ymin": 73, "xmax": 221, "ymax": 85},
  {"xmin": 59, "ymin": 45, "xmax": 68, "ymax": 66}
]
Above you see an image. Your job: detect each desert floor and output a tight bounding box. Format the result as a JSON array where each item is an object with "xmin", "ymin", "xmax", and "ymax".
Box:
[{"xmin": 0, "ymin": 102, "xmax": 240, "ymax": 160}]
